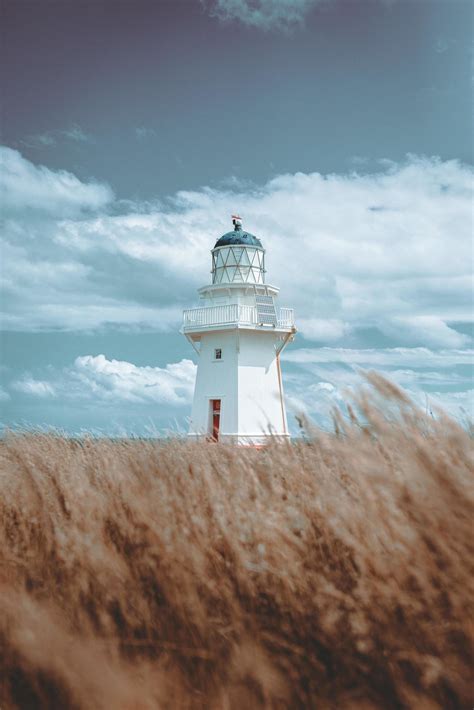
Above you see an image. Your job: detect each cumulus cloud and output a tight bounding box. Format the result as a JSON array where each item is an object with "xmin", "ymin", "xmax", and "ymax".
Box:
[
  {"xmin": 73, "ymin": 355, "xmax": 196, "ymax": 405},
  {"xmin": 11, "ymin": 356, "xmax": 197, "ymax": 407},
  {"xmin": 1, "ymin": 147, "xmax": 472, "ymax": 348},
  {"xmin": 203, "ymin": 0, "xmax": 323, "ymax": 31}
]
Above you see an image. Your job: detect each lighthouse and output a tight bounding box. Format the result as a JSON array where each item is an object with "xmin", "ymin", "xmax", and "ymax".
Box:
[{"xmin": 182, "ymin": 217, "xmax": 296, "ymax": 445}]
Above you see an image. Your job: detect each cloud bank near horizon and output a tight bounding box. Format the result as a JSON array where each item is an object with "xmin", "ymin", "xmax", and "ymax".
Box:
[
  {"xmin": 8, "ymin": 346, "xmax": 472, "ymax": 433},
  {"xmin": 282, "ymin": 346, "xmax": 473, "ymax": 426},
  {"xmin": 12, "ymin": 355, "xmax": 196, "ymax": 408}
]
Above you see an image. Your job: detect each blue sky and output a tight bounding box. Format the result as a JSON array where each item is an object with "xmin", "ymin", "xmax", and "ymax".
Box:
[{"xmin": 1, "ymin": 0, "xmax": 473, "ymax": 435}]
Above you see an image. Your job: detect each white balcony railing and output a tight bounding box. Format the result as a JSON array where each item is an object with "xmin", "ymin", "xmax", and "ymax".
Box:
[
  {"xmin": 279, "ymin": 307, "xmax": 294, "ymax": 327},
  {"xmin": 183, "ymin": 304, "xmax": 294, "ymax": 330}
]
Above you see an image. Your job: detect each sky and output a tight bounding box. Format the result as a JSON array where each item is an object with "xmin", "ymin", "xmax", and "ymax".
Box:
[{"xmin": 1, "ymin": 0, "xmax": 473, "ymax": 435}]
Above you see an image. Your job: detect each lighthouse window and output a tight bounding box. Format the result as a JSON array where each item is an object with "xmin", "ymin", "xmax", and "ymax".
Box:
[{"xmin": 214, "ymin": 348, "xmax": 222, "ymax": 360}]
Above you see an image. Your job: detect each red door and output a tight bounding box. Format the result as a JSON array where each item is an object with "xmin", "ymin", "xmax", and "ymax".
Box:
[{"xmin": 211, "ymin": 399, "xmax": 221, "ymax": 441}]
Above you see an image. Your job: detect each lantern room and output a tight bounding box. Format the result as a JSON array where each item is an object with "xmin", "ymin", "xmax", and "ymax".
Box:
[{"xmin": 211, "ymin": 217, "xmax": 265, "ymax": 285}]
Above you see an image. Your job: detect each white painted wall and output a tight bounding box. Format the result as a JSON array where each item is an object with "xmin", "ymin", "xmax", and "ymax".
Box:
[
  {"xmin": 236, "ymin": 330, "xmax": 287, "ymax": 440},
  {"xmin": 188, "ymin": 326, "xmax": 289, "ymax": 444},
  {"xmin": 189, "ymin": 330, "xmax": 238, "ymax": 437}
]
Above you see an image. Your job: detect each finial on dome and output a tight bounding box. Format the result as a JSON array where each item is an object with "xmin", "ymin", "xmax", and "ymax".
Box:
[{"xmin": 232, "ymin": 214, "xmax": 242, "ymax": 231}]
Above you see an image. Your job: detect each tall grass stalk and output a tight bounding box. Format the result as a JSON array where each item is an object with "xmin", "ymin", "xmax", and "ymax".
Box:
[{"xmin": 1, "ymin": 374, "xmax": 472, "ymax": 709}]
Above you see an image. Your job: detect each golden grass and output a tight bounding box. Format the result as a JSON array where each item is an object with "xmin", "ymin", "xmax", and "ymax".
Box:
[{"xmin": 0, "ymin": 373, "xmax": 473, "ymax": 709}]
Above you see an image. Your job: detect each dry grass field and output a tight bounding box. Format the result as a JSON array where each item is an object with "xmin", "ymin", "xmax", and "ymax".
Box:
[{"xmin": 0, "ymin": 373, "xmax": 472, "ymax": 709}]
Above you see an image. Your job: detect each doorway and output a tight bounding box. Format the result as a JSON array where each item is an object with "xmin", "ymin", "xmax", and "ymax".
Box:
[{"xmin": 210, "ymin": 399, "xmax": 221, "ymax": 441}]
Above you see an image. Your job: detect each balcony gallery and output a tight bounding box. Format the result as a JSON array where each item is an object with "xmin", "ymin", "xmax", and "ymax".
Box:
[{"xmin": 182, "ymin": 303, "xmax": 294, "ymax": 332}]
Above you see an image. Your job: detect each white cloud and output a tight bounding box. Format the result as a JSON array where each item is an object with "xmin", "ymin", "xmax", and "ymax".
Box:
[
  {"xmin": 297, "ymin": 318, "xmax": 349, "ymax": 342},
  {"xmin": 57, "ymin": 156, "xmax": 474, "ymax": 341},
  {"xmin": 73, "ymin": 355, "xmax": 196, "ymax": 405},
  {"xmin": 11, "ymin": 356, "xmax": 197, "ymax": 407},
  {"xmin": 204, "ymin": 0, "xmax": 322, "ymax": 31},
  {"xmin": 381, "ymin": 316, "xmax": 469, "ymax": 348},
  {"xmin": 1, "ymin": 146, "xmax": 112, "ymax": 216},
  {"xmin": 12, "ymin": 378, "xmax": 56, "ymax": 398},
  {"xmin": 1, "ymin": 147, "xmax": 472, "ymax": 348}
]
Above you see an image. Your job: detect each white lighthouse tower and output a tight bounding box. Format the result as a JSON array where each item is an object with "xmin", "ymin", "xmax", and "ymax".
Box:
[{"xmin": 182, "ymin": 217, "xmax": 296, "ymax": 445}]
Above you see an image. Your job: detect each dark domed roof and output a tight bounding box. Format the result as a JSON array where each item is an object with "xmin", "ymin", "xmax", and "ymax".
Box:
[{"xmin": 214, "ymin": 224, "xmax": 263, "ymax": 249}]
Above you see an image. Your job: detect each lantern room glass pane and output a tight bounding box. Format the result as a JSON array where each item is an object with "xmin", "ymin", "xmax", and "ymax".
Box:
[
  {"xmin": 239, "ymin": 250, "xmax": 251, "ymax": 266},
  {"xmin": 212, "ymin": 247, "xmax": 265, "ymax": 284},
  {"xmin": 225, "ymin": 248, "xmax": 238, "ymax": 266}
]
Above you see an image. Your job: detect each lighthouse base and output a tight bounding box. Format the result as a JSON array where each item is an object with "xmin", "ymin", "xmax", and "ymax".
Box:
[
  {"xmin": 187, "ymin": 432, "xmax": 291, "ymax": 447},
  {"xmin": 187, "ymin": 329, "xmax": 291, "ymax": 445}
]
